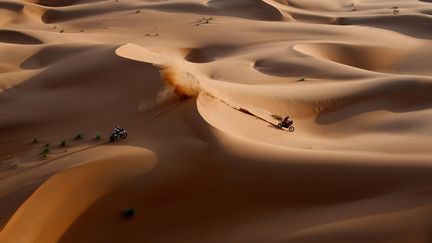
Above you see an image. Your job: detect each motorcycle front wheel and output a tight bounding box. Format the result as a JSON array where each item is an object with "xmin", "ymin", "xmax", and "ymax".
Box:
[{"xmin": 289, "ymin": 126, "xmax": 295, "ymax": 132}]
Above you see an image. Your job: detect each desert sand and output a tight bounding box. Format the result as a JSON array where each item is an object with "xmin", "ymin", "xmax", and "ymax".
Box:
[{"xmin": 1, "ymin": 0, "xmax": 432, "ymax": 242}]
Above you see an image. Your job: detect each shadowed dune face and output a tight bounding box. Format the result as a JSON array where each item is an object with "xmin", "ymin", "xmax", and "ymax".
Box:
[
  {"xmin": 207, "ymin": 0, "xmax": 285, "ymax": 21},
  {"xmin": 0, "ymin": 2, "xmax": 23, "ymax": 12},
  {"xmin": 20, "ymin": 45, "xmax": 94, "ymax": 70},
  {"xmin": 277, "ymin": 0, "xmax": 350, "ymax": 12},
  {"xmin": 28, "ymin": 0, "xmax": 286, "ymax": 24},
  {"xmin": 421, "ymin": 9, "xmax": 432, "ymax": 15},
  {"xmin": 22, "ymin": 0, "xmax": 106, "ymax": 7},
  {"xmin": 40, "ymin": 8, "xmax": 112, "ymax": 23},
  {"xmin": 57, "ymin": 155, "xmax": 432, "ymax": 243},
  {"xmin": 294, "ymin": 42, "xmax": 432, "ymax": 75},
  {"xmin": 335, "ymin": 15, "xmax": 432, "ymax": 39},
  {"xmin": 0, "ymin": 45, "xmax": 164, "ymax": 140},
  {"xmin": 2, "ymin": 0, "xmax": 432, "ymax": 242},
  {"xmin": 294, "ymin": 43, "xmax": 408, "ymax": 73},
  {"xmin": 184, "ymin": 45, "xmax": 238, "ymax": 63},
  {"xmin": 0, "ymin": 146, "xmax": 157, "ymax": 243},
  {"xmin": 0, "ymin": 30, "xmax": 42, "ymax": 45},
  {"xmin": 253, "ymin": 58, "xmax": 371, "ymax": 79}
]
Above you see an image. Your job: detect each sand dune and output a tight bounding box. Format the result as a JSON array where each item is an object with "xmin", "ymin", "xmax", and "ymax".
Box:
[
  {"xmin": 22, "ymin": 0, "xmax": 107, "ymax": 7},
  {"xmin": 294, "ymin": 43, "xmax": 411, "ymax": 73},
  {"xmin": 1, "ymin": 0, "xmax": 432, "ymax": 242},
  {"xmin": 0, "ymin": 1, "xmax": 23, "ymax": 12},
  {"xmin": 1, "ymin": 146, "xmax": 156, "ymax": 242},
  {"xmin": 0, "ymin": 30, "xmax": 41, "ymax": 44},
  {"xmin": 336, "ymin": 15, "xmax": 432, "ymax": 39}
]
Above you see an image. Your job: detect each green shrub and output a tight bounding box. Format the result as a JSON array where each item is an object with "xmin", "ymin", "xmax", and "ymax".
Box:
[
  {"xmin": 95, "ymin": 133, "xmax": 101, "ymax": 140},
  {"xmin": 32, "ymin": 138, "xmax": 38, "ymax": 144},
  {"xmin": 42, "ymin": 147, "xmax": 49, "ymax": 154},
  {"xmin": 122, "ymin": 208, "xmax": 135, "ymax": 218},
  {"xmin": 74, "ymin": 133, "xmax": 83, "ymax": 140},
  {"xmin": 60, "ymin": 140, "xmax": 66, "ymax": 147}
]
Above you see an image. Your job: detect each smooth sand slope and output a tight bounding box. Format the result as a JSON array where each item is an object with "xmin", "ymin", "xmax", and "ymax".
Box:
[{"xmin": 1, "ymin": 0, "xmax": 432, "ymax": 242}]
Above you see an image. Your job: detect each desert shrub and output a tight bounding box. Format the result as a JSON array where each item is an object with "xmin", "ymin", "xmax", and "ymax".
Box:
[
  {"xmin": 122, "ymin": 208, "xmax": 135, "ymax": 218},
  {"xmin": 42, "ymin": 147, "xmax": 49, "ymax": 154},
  {"xmin": 60, "ymin": 140, "xmax": 66, "ymax": 147},
  {"xmin": 95, "ymin": 133, "xmax": 101, "ymax": 140},
  {"xmin": 74, "ymin": 133, "xmax": 83, "ymax": 140},
  {"xmin": 32, "ymin": 138, "xmax": 38, "ymax": 144}
]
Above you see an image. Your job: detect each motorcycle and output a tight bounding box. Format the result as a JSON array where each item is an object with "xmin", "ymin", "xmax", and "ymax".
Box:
[
  {"xmin": 109, "ymin": 129, "xmax": 128, "ymax": 142},
  {"xmin": 277, "ymin": 121, "xmax": 295, "ymax": 132}
]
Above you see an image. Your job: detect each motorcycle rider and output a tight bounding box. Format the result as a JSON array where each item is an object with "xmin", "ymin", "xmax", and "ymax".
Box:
[
  {"xmin": 109, "ymin": 125, "xmax": 128, "ymax": 142},
  {"xmin": 281, "ymin": 116, "xmax": 293, "ymax": 127},
  {"xmin": 113, "ymin": 125, "xmax": 124, "ymax": 135}
]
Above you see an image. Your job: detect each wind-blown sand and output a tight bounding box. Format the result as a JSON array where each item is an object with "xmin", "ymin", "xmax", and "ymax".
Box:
[{"xmin": 1, "ymin": 0, "xmax": 432, "ymax": 242}]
